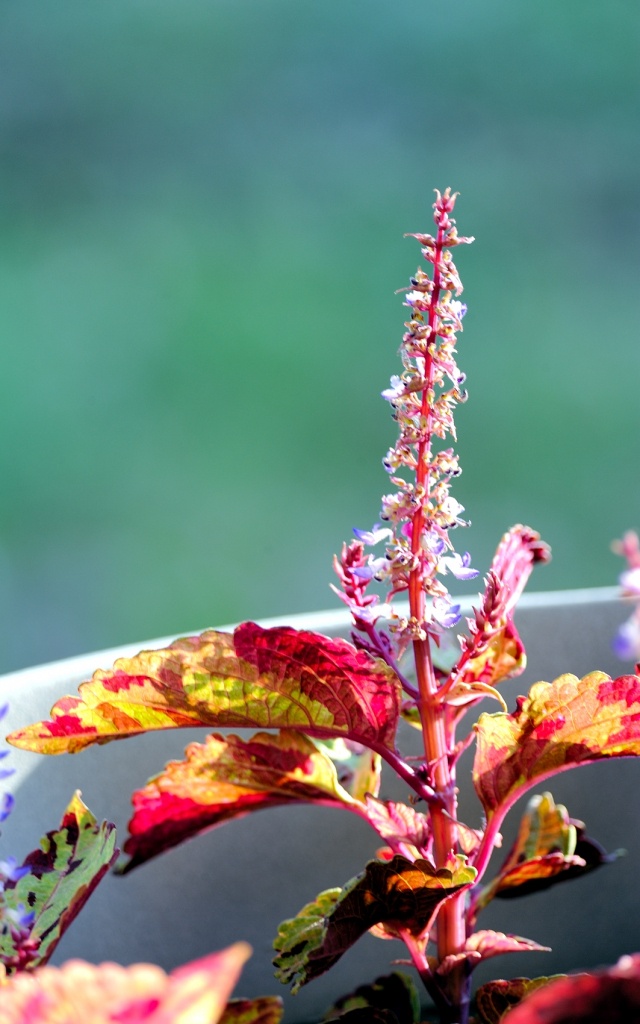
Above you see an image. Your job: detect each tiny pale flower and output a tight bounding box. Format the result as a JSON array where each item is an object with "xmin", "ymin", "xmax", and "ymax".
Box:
[{"xmin": 381, "ymin": 376, "xmax": 405, "ymax": 402}]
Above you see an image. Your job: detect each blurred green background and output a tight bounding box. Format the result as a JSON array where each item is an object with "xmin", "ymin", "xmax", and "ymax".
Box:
[{"xmin": 1, "ymin": 0, "xmax": 639, "ymax": 673}]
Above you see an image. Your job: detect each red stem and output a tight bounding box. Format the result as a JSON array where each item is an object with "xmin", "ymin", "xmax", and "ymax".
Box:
[{"xmin": 409, "ymin": 211, "xmax": 469, "ymax": 1017}]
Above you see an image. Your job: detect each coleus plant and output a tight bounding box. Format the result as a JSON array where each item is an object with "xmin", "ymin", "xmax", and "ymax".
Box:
[{"xmin": 7, "ymin": 190, "xmax": 640, "ymax": 1024}]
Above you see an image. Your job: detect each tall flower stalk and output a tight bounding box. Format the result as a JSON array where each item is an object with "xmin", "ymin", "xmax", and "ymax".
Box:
[{"xmin": 333, "ymin": 189, "xmax": 477, "ymax": 1017}]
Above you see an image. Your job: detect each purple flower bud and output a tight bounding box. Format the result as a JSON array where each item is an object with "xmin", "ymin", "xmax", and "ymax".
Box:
[
  {"xmin": 612, "ymin": 615, "xmax": 640, "ymax": 661},
  {"xmin": 423, "ymin": 530, "xmax": 446, "ymax": 556},
  {"xmin": 353, "ymin": 524, "xmax": 393, "ymax": 547},
  {"xmin": 431, "ymin": 597, "xmax": 462, "ymax": 630},
  {"xmin": 0, "ymin": 858, "xmax": 29, "ymax": 883},
  {"xmin": 6, "ymin": 903, "xmax": 35, "ymax": 929},
  {"xmin": 0, "ymin": 794, "xmax": 14, "ymax": 824},
  {"xmin": 350, "ymin": 565, "xmax": 374, "ymax": 581},
  {"xmin": 441, "ymin": 551, "xmax": 479, "ymax": 581}
]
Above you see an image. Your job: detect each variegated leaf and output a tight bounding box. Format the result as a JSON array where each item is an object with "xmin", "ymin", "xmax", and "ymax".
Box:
[
  {"xmin": 363, "ymin": 796, "xmax": 431, "ymax": 860},
  {"xmin": 122, "ymin": 730, "xmax": 365, "ymax": 872},
  {"xmin": 450, "ymin": 526, "xmax": 550, "ymax": 694},
  {"xmin": 273, "ymin": 857, "xmax": 475, "ymax": 993},
  {"xmin": 478, "ymin": 792, "xmax": 617, "ymax": 907},
  {"xmin": 314, "ymin": 738, "xmax": 381, "ymax": 802},
  {"xmin": 8, "ymin": 624, "xmax": 402, "ymax": 755},
  {"xmin": 473, "ymin": 671, "xmax": 640, "ymax": 818},
  {"xmin": 0, "ymin": 791, "xmax": 118, "ymax": 970}
]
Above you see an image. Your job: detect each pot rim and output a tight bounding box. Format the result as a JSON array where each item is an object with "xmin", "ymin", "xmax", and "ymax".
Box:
[{"xmin": 0, "ymin": 585, "xmax": 621, "ymax": 693}]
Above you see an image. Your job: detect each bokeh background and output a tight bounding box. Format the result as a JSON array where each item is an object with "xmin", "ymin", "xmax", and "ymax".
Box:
[{"xmin": 1, "ymin": 0, "xmax": 639, "ymax": 673}]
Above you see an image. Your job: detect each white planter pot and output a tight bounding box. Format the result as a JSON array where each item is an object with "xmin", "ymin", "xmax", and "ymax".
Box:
[{"xmin": 0, "ymin": 587, "xmax": 637, "ymax": 1022}]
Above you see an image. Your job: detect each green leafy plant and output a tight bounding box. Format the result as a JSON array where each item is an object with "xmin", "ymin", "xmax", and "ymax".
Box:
[{"xmin": 7, "ymin": 190, "xmax": 640, "ymax": 1023}]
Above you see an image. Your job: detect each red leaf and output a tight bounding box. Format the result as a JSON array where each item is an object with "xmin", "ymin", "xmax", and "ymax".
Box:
[
  {"xmin": 450, "ymin": 527, "xmax": 549, "ymax": 693},
  {"xmin": 234, "ymin": 623, "xmax": 401, "ymax": 749},
  {"xmin": 363, "ymin": 796, "xmax": 431, "ymax": 860},
  {"xmin": 502, "ymin": 954, "xmax": 640, "ymax": 1023},
  {"xmin": 436, "ymin": 931, "xmax": 549, "ymax": 976},
  {"xmin": 0, "ymin": 943, "xmax": 251, "ymax": 1023},
  {"xmin": 7, "ymin": 626, "xmax": 401, "ymax": 755},
  {"xmin": 122, "ymin": 730, "xmax": 364, "ymax": 871},
  {"xmin": 473, "ymin": 671, "xmax": 640, "ymax": 817}
]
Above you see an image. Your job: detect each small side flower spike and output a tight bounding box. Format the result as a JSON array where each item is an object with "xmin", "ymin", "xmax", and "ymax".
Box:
[{"xmin": 613, "ymin": 531, "xmax": 640, "ymax": 662}]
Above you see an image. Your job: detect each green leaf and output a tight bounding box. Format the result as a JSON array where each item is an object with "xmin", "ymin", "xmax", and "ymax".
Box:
[
  {"xmin": 473, "ymin": 671, "xmax": 640, "ymax": 818},
  {"xmin": 0, "ymin": 791, "xmax": 118, "ymax": 970},
  {"xmin": 273, "ymin": 856, "xmax": 475, "ymax": 993},
  {"xmin": 477, "ymin": 792, "xmax": 617, "ymax": 908},
  {"xmin": 323, "ymin": 971, "xmax": 421, "ymax": 1024},
  {"xmin": 8, "ymin": 624, "xmax": 401, "ymax": 755},
  {"xmin": 121, "ymin": 730, "xmax": 365, "ymax": 872},
  {"xmin": 220, "ymin": 997, "xmax": 284, "ymax": 1024},
  {"xmin": 273, "ymin": 888, "xmax": 341, "ymax": 994},
  {"xmin": 475, "ymin": 976, "xmax": 565, "ymax": 1023}
]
